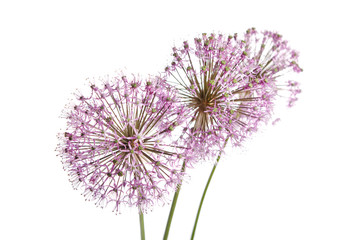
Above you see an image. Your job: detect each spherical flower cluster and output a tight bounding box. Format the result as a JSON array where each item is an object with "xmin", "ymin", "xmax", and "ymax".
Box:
[
  {"xmin": 57, "ymin": 74, "xmax": 192, "ymax": 213},
  {"xmin": 164, "ymin": 32, "xmax": 278, "ymax": 160},
  {"xmin": 243, "ymin": 28, "xmax": 302, "ymax": 107}
]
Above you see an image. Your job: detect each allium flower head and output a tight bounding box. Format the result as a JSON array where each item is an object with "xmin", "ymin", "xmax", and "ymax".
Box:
[
  {"xmin": 243, "ymin": 28, "xmax": 302, "ymax": 107},
  {"xmin": 57, "ymin": 74, "xmax": 191, "ymax": 213},
  {"xmin": 164, "ymin": 33, "xmax": 275, "ymax": 160}
]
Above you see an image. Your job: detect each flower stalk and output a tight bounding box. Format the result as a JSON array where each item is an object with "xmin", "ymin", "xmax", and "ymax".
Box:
[
  {"xmin": 191, "ymin": 138, "xmax": 228, "ymax": 240},
  {"xmin": 163, "ymin": 161, "xmax": 187, "ymax": 240},
  {"xmin": 139, "ymin": 209, "xmax": 145, "ymax": 240}
]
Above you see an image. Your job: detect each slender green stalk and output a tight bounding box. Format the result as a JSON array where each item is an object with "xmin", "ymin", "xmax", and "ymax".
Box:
[
  {"xmin": 191, "ymin": 139, "xmax": 229, "ymax": 240},
  {"xmin": 139, "ymin": 209, "xmax": 145, "ymax": 240},
  {"xmin": 163, "ymin": 161, "xmax": 187, "ymax": 240}
]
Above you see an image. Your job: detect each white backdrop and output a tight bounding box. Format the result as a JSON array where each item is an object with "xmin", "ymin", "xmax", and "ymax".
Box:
[{"xmin": 1, "ymin": 0, "xmax": 359, "ymax": 239}]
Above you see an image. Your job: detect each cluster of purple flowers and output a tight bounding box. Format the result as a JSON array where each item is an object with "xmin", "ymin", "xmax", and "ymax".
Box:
[
  {"xmin": 243, "ymin": 28, "xmax": 302, "ymax": 107},
  {"xmin": 57, "ymin": 28, "xmax": 302, "ymax": 213},
  {"xmin": 164, "ymin": 28, "xmax": 302, "ymax": 161},
  {"xmin": 57, "ymin": 74, "xmax": 192, "ymax": 213}
]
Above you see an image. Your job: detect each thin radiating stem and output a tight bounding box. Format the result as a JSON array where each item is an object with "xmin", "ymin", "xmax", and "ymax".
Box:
[
  {"xmin": 191, "ymin": 138, "xmax": 229, "ymax": 240},
  {"xmin": 139, "ymin": 208, "xmax": 145, "ymax": 240},
  {"xmin": 163, "ymin": 161, "xmax": 187, "ymax": 240}
]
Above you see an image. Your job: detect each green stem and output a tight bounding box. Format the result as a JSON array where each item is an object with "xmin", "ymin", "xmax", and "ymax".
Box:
[
  {"xmin": 139, "ymin": 209, "xmax": 145, "ymax": 240},
  {"xmin": 191, "ymin": 138, "xmax": 229, "ymax": 240},
  {"xmin": 163, "ymin": 161, "xmax": 187, "ymax": 240}
]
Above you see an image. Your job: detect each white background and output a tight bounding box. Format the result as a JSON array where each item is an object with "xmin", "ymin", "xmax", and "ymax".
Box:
[{"xmin": 1, "ymin": 0, "xmax": 359, "ymax": 239}]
